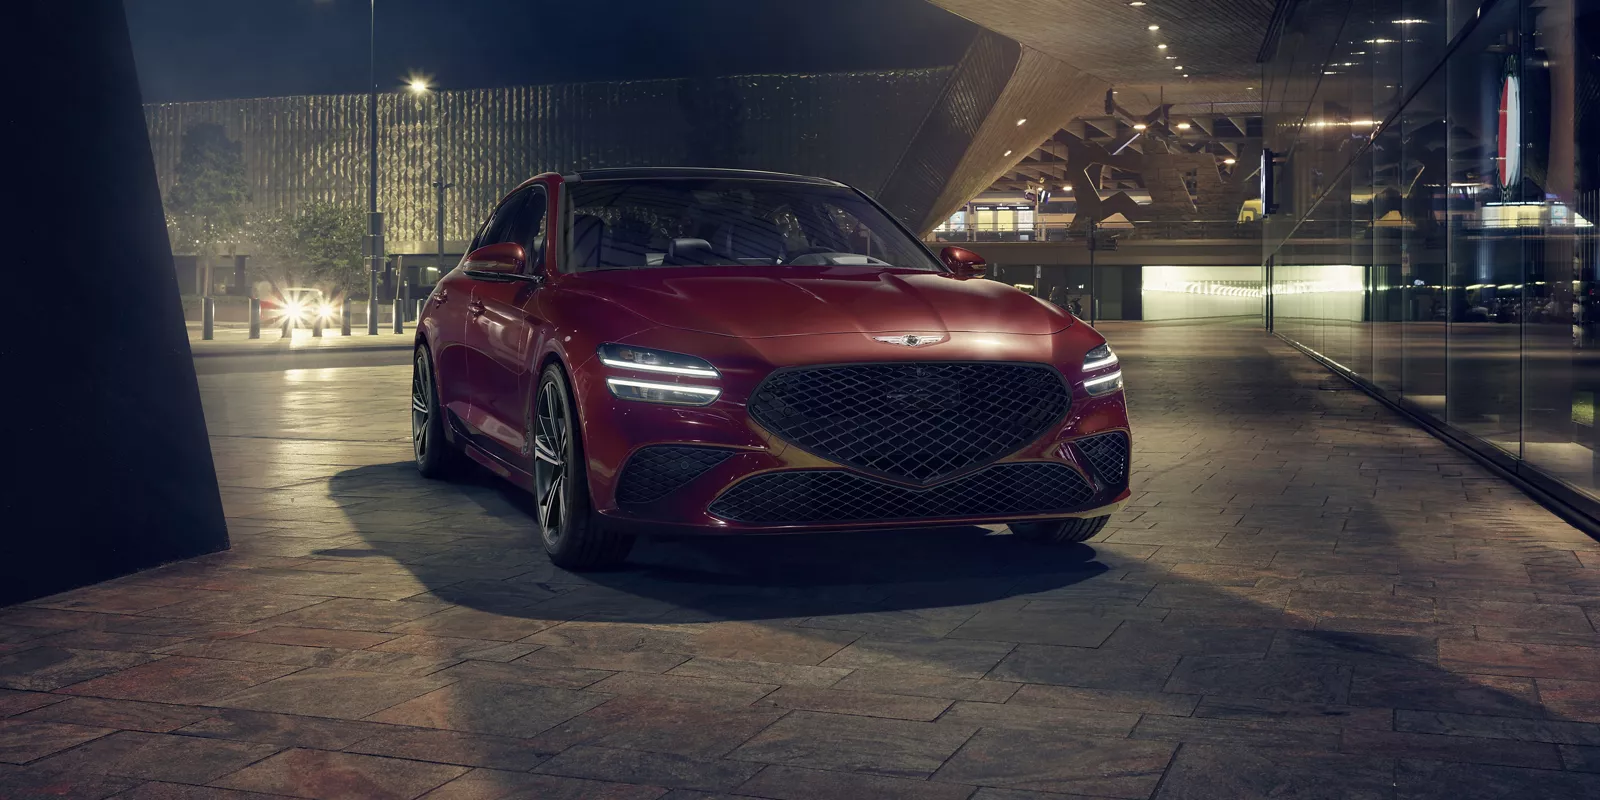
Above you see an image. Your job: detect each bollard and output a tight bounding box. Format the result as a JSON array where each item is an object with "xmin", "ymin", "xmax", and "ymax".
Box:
[
  {"xmin": 340, "ymin": 302, "xmax": 352, "ymax": 336},
  {"xmin": 281, "ymin": 312, "xmax": 292, "ymax": 339},
  {"xmin": 201, "ymin": 297, "xmax": 215, "ymax": 340},
  {"xmin": 415, "ymin": 298, "xmax": 425, "ymax": 323},
  {"xmin": 312, "ymin": 313, "xmax": 323, "ymax": 337},
  {"xmin": 392, "ymin": 297, "xmax": 405, "ymax": 334},
  {"xmin": 248, "ymin": 298, "xmax": 261, "ymax": 339}
]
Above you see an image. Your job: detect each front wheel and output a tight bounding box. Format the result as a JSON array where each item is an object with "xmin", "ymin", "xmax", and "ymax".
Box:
[
  {"xmin": 1010, "ymin": 516, "xmax": 1109, "ymax": 544},
  {"xmin": 531, "ymin": 364, "xmax": 633, "ymax": 570},
  {"xmin": 413, "ymin": 345, "xmax": 467, "ymax": 479}
]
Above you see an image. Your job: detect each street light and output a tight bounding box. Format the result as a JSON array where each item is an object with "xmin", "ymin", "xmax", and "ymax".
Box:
[{"xmin": 406, "ymin": 75, "xmax": 451, "ymax": 303}]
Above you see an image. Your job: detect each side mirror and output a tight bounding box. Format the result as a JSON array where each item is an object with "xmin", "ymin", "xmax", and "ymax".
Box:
[
  {"xmin": 940, "ymin": 246, "xmax": 987, "ymax": 279},
  {"xmin": 461, "ymin": 242, "xmax": 531, "ymax": 281}
]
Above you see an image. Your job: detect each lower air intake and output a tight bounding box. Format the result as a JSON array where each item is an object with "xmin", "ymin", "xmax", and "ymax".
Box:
[
  {"xmin": 1075, "ymin": 432, "xmax": 1129, "ymax": 486},
  {"xmin": 707, "ymin": 462, "xmax": 1095, "ymax": 524},
  {"xmin": 616, "ymin": 446, "xmax": 734, "ymax": 505}
]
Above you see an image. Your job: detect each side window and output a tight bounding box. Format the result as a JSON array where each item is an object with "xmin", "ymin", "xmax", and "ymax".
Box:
[
  {"xmin": 476, "ymin": 191, "xmax": 526, "ymax": 249},
  {"xmin": 507, "ymin": 188, "xmax": 548, "ymax": 271}
]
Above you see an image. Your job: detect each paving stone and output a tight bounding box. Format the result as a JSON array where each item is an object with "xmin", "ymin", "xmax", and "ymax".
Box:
[
  {"xmin": 1438, "ymin": 639, "xmax": 1600, "ymax": 681},
  {"xmin": 109, "ymin": 782, "xmax": 290, "ymax": 800},
  {"xmin": 0, "ymin": 688, "xmax": 66, "ymax": 718},
  {"xmin": 761, "ymin": 687, "xmax": 951, "ymax": 721},
  {"xmin": 1393, "ymin": 758, "xmax": 1600, "ymax": 799},
  {"xmin": 729, "ymin": 710, "xmax": 976, "ymax": 779},
  {"xmin": 1132, "ymin": 715, "xmax": 1342, "ymax": 752},
  {"xmin": 139, "ymin": 592, "xmax": 327, "ymax": 624},
  {"xmin": 257, "ymin": 598, "xmax": 449, "ymax": 631},
  {"xmin": 933, "ymin": 727, "xmax": 1173, "ymax": 798},
  {"xmin": 17, "ymin": 696, "xmax": 213, "ymax": 733},
  {"xmin": 175, "ymin": 708, "xmax": 390, "ymax": 749},
  {"xmin": 433, "ymin": 658, "xmax": 611, "ymax": 690},
  {"xmin": 346, "ymin": 726, "xmax": 554, "ymax": 770},
  {"xmin": 527, "ymin": 696, "xmax": 785, "ymax": 758},
  {"xmin": 819, "ymin": 636, "xmax": 1014, "ymax": 679},
  {"xmin": 667, "ymin": 657, "xmax": 850, "ymax": 688},
  {"xmin": 0, "ymin": 647, "xmax": 161, "ymax": 691},
  {"xmin": 938, "ymin": 700, "xmax": 1139, "ymax": 736},
  {"xmin": 1349, "ymin": 666, "xmax": 1539, "ymax": 717},
  {"xmin": 515, "ymin": 646, "xmax": 689, "ymax": 674},
  {"xmin": 0, "ymin": 762, "xmax": 137, "ymax": 799},
  {"xmin": 1395, "ymin": 709, "xmax": 1600, "ymax": 746},
  {"xmin": 829, "ymin": 670, "xmax": 1019, "ymax": 703},
  {"xmin": 1008, "ymin": 682, "xmax": 1199, "ymax": 715},
  {"xmin": 58, "ymin": 657, "xmax": 301, "ymax": 704},
  {"xmin": 239, "ymin": 626, "xmax": 399, "ymax": 649},
  {"xmin": 586, "ymin": 671, "xmax": 776, "ymax": 706},
  {"xmin": 1164, "ymin": 656, "xmax": 1352, "ymax": 704},
  {"xmin": 988, "ymin": 644, "xmax": 1179, "ymax": 692},
  {"xmin": 419, "ymin": 767, "xmax": 667, "ymax": 799},
  {"xmin": 1152, "ymin": 744, "xmax": 1394, "ymax": 799},
  {"xmin": 733, "ymin": 763, "xmax": 975, "ymax": 800},
  {"xmin": 214, "ymin": 747, "xmax": 468, "ymax": 799},
  {"xmin": 387, "ymin": 607, "xmax": 559, "ymax": 641},
  {"xmin": 1561, "ymin": 744, "xmax": 1600, "ymax": 773},
  {"xmin": 208, "ymin": 667, "xmax": 456, "ymax": 719},
  {"xmin": 1193, "ymin": 697, "xmax": 1392, "ymax": 732},
  {"xmin": 0, "ymin": 719, "xmax": 114, "ymax": 764},
  {"xmin": 1340, "ymin": 726, "xmax": 1561, "ymax": 768},
  {"xmin": 367, "ymin": 680, "xmax": 609, "ymax": 738},
  {"xmin": 1100, "ymin": 621, "xmax": 1277, "ymax": 657},
  {"xmin": 367, "ymin": 634, "xmax": 536, "ymax": 662},
  {"xmin": 1534, "ymin": 678, "xmax": 1600, "ymax": 723},
  {"xmin": 31, "ymin": 731, "xmax": 281, "ymax": 784},
  {"xmin": 536, "ymin": 746, "xmax": 761, "ymax": 792}
]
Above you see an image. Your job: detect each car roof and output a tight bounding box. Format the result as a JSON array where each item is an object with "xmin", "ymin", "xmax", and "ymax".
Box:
[{"xmin": 563, "ymin": 167, "xmax": 845, "ymax": 187}]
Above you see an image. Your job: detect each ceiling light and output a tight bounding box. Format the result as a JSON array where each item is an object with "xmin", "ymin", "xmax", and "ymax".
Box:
[
  {"xmin": 1175, "ymin": 65, "xmax": 1183, "ymax": 69},
  {"xmin": 1060, "ymin": 185, "xmax": 1072, "ymax": 191},
  {"xmin": 1392, "ymin": 19, "xmax": 1424, "ymax": 24},
  {"xmin": 1016, "ymin": 118, "xmax": 1027, "ymax": 126},
  {"xmin": 1132, "ymin": 123, "xmax": 1147, "ymax": 130},
  {"xmin": 1166, "ymin": 56, "xmax": 1177, "ymax": 59},
  {"xmin": 1182, "ymin": 74, "xmax": 1189, "ymax": 77},
  {"xmin": 1148, "ymin": 24, "xmax": 1160, "ymax": 30},
  {"xmin": 1223, "ymin": 157, "xmax": 1236, "ymax": 164},
  {"xmin": 1003, "ymin": 150, "xmax": 1013, "ymax": 157},
  {"xmin": 1157, "ymin": 44, "xmax": 1167, "ymax": 49},
  {"xmin": 1176, "ymin": 122, "xmax": 1191, "ymax": 129},
  {"xmin": 1129, "ymin": 1, "xmax": 1146, "ymax": 5}
]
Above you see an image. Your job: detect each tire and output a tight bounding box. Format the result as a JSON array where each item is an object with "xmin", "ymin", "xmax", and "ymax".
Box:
[
  {"xmin": 1010, "ymin": 516, "xmax": 1109, "ymax": 544},
  {"xmin": 531, "ymin": 363, "xmax": 634, "ymax": 569},
  {"xmin": 413, "ymin": 344, "xmax": 468, "ymax": 479}
]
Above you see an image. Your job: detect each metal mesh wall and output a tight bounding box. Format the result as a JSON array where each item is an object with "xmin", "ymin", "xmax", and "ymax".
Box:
[{"xmin": 143, "ymin": 69, "xmax": 951, "ymax": 248}]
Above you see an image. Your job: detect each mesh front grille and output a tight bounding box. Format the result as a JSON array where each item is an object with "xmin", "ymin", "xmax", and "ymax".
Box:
[
  {"xmin": 616, "ymin": 446, "xmax": 734, "ymax": 506},
  {"xmin": 707, "ymin": 462, "xmax": 1095, "ymax": 524},
  {"xmin": 1075, "ymin": 433, "xmax": 1129, "ymax": 486},
  {"xmin": 748, "ymin": 362, "xmax": 1070, "ymax": 484}
]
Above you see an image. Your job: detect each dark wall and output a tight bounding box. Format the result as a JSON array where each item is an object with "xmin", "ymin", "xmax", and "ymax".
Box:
[{"xmin": 3, "ymin": 0, "xmax": 228, "ymax": 604}]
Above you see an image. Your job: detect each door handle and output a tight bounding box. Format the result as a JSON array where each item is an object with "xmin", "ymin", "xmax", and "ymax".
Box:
[{"xmin": 467, "ymin": 301, "xmax": 486, "ymax": 317}]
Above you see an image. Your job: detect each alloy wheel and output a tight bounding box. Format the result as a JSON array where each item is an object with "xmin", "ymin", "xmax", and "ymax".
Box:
[
  {"xmin": 412, "ymin": 353, "xmax": 433, "ymax": 464},
  {"xmin": 533, "ymin": 379, "xmax": 569, "ymax": 544}
]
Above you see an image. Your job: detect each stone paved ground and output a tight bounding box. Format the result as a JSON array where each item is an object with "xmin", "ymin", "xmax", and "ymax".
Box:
[{"xmin": 4, "ymin": 320, "xmax": 1600, "ymax": 799}]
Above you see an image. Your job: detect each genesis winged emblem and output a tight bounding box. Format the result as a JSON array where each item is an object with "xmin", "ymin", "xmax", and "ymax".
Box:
[{"xmin": 873, "ymin": 333, "xmax": 947, "ymax": 347}]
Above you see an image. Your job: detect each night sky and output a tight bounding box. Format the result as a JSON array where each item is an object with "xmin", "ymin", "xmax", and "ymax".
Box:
[{"xmin": 125, "ymin": 0, "xmax": 978, "ymax": 103}]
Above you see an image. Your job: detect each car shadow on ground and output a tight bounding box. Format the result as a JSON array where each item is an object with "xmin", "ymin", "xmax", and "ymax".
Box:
[{"xmin": 327, "ymin": 459, "xmax": 1110, "ymax": 621}]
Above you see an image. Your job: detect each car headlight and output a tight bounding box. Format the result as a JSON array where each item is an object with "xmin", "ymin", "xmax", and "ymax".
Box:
[
  {"xmin": 1083, "ymin": 342, "xmax": 1118, "ymax": 371},
  {"xmin": 1083, "ymin": 370, "xmax": 1124, "ymax": 397},
  {"xmin": 599, "ymin": 344, "xmax": 721, "ymax": 406},
  {"xmin": 598, "ymin": 344, "xmax": 719, "ymax": 378},
  {"xmin": 605, "ymin": 378, "xmax": 721, "ymax": 406}
]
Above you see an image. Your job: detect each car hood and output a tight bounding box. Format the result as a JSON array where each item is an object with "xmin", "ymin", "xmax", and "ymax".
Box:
[{"xmin": 571, "ymin": 266, "xmax": 1072, "ymax": 338}]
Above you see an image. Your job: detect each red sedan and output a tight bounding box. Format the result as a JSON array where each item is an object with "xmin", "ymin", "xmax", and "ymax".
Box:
[{"xmin": 412, "ymin": 168, "xmax": 1130, "ymax": 568}]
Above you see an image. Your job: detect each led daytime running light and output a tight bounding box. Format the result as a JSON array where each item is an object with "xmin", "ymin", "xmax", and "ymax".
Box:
[{"xmin": 599, "ymin": 356, "xmax": 718, "ymax": 377}]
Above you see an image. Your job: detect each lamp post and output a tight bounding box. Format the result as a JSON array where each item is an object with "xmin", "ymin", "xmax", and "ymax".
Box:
[
  {"xmin": 365, "ymin": 0, "xmax": 382, "ymax": 335},
  {"xmin": 407, "ymin": 78, "xmax": 452, "ymax": 303}
]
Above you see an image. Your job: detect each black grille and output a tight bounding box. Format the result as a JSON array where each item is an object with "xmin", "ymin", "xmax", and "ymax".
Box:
[
  {"xmin": 1075, "ymin": 433, "xmax": 1129, "ymax": 486},
  {"xmin": 707, "ymin": 462, "xmax": 1095, "ymax": 524},
  {"xmin": 616, "ymin": 446, "xmax": 734, "ymax": 505},
  {"xmin": 748, "ymin": 362, "xmax": 1070, "ymax": 484}
]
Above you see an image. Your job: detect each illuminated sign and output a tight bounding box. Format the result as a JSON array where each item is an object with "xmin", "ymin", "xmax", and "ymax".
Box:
[{"xmin": 1496, "ymin": 60, "xmax": 1521, "ymax": 194}]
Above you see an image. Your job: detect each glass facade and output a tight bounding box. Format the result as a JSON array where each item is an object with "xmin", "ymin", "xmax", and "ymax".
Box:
[{"xmin": 1264, "ymin": 0, "xmax": 1599, "ymax": 505}]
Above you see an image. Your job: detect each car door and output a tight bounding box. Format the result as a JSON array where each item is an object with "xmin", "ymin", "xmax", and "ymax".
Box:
[
  {"xmin": 462, "ymin": 185, "xmax": 548, "ymax": 464},
  {"xmin": 427, "ymin": 264, "xmax": 476, "ymax": 431}
]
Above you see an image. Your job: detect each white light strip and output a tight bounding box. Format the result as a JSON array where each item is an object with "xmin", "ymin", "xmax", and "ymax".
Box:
[
  {"xmin": 600, "ymin": 357, "xmax": 719, "ymax": 377},
  {"xmin": 1083, "ymin": 370, "xmax": 1124, "ymax": 388},
  {"xmin": 605, "ymin": 378, "xmax": 722, "ymax": 397},
  {"xmin": 1083, "ymin": 354, "xmax": 1120, "ymax": 371}
]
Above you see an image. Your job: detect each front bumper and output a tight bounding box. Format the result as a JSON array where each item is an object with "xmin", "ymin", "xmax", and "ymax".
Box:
[{"xmin": 572, "ymin": 329, "xmax": 1132, "ymax": 535}]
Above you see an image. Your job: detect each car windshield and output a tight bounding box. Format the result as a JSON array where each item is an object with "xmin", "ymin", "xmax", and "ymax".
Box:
[{"xmin": 566, "ymin": 178, "xmax": 942, "ymax": 272}]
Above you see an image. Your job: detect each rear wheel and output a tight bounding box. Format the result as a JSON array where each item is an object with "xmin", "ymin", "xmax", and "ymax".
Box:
[
  {"xmin": 1010, "ymin": 516, "xmax": 1109, "ymax": 544},
  {"xmin": 413, "ymin": 345, "xmax": 466, "ymax": 479},
  {"xmin": 532, "ymin": 364, "xmax": 633, "ymax": 569}
]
